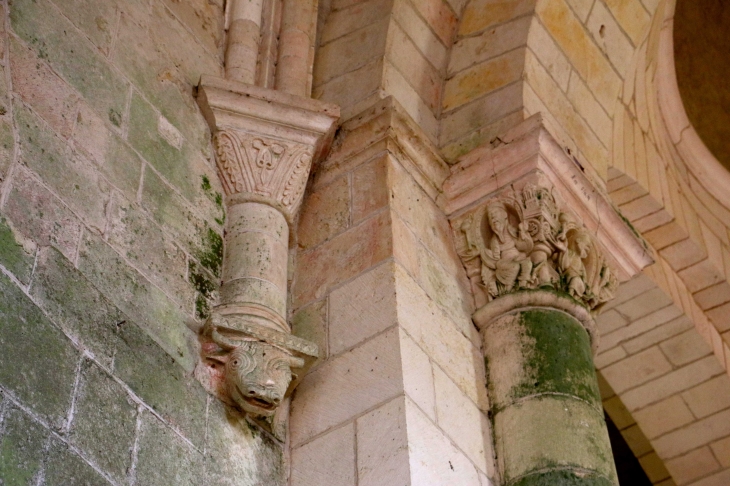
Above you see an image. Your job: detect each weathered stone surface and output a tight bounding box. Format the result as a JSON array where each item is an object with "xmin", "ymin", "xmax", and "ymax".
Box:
[
  {"xmin": 30, "ymin": 247, "xmax": 125, "ymax": 369},
  {"xmin": 204, "ymin": 399, "xmax": 285, "ymax": 486},
  {"xmin": 110, "ymin": 2, "xmax": 217, "ymax": 148},
  {"xmin": 106, "ymin": 194, "xmax": 195, "ymax": 307},
  {"xmin": 10, "ymin": 0, "xmax": 129, "ymax": 126},
  {"xmin": 148, "ymin": 1, "xmax": 223, "ymax": 87},
  {"xmin": 3, "ymin": 166, "xmax": 83, "ymax": 262},
  {"xmin": 399, "ymin": 328, "xmax": 436, "ymax": 421},
  {"xmin": 0, "ymin": 407, "xmax": 47, "ymax": 484},
  {"xmin": 314, "ymin": 18, "xmax": 389, "ymax": 86},
  {"xmin": 495, "ymin": 396, "xmax": 616, "ymax": 483},
  {"xmin": 0, "ymin": 216, "xmax": 35, "ymax": 285},
  {"xmin": 128, "ymin": 93, "xmax": 199, "ymax": 198},
  {"xmin": 292, "ymin": 299, "xmax": 328, "ymax": 361},
  {"xmin": 15, "ymin": 103, "xmax": 110, "ymax": 232},
  {"xmin": 141, "ymin": 166, "xmax": 222, "ymax": 275},
  {"xmin": 162, "ymin": 0, "xmax": 224, "ymax": 58},
  {"xmin": 352, "ymin": 154, "xmax": 389, "ymax": 223},
  {"xmin": 395, "ymin": 264, "xmax": 489, "ymax": 410},
  {"xmin": 535, "ymin": 0, "xmax": 621, "ymax": 111},
  {"xmin": 43, "ymin": 438, "xmax": 110, "ymax": 486},
  {"xmin": 450, "ymin": 15, "xmax": 531, "ymax": 76},
  {"xmin": 329, "ymin": 262, "xmax": 398, "ymax": 356},
  {"xmin": 291, "ymin": 422, "xmax": 355, "ymax": 486},
  {"xmin": 293, "ymin": 210, "xmax": 392, "ymax": 307},
  {"xmin": 386, "ymin": 21, "xmax": 442, "ymax": 113},
  {"xmin": 512, "ymin": 470, "xmax": 614, "ymax": 486},
  {"xmin": 405, "ymin": 396, "xmax": 481, "ymax": 485},
  {"xmin": 76, "ymin": 231, "xmax": 196, "ymax": 372},
  {"xmin": 0, "ymin": 272, "xmax": 79, "ymax": 429},
  {"xmin": 297, "ymin": 174, "xmax": 350, "ymax": 250},
  {"xmin": 483, "ymin": 309, "xmax": 601, "ymax": 410},
  {"xmin": 113, "ymin": 318, "xmax": 208, "ymax": 447},
  {"xmin": 290, "ymin": 327, "xmax": 403, "ymax": 446},
  {"xmin": 443, "ymin": 48, "xmax": 525, "ymax": 112},
  {"xmin": 72, "ymin": 103, "xmax": 143, "ymax": 201},
  {"xmin": 0, "ymin": 117, "xmax": 14, "ymax": 181},
  {"xmin": 68, "ymin": 360, "xmax": 137, "ymax": 483},
  {"xmin": 9, "ymin": 36, "xmax": 79, "ymax": 138},
  {"xmin": 134, "ymin": 412, "xmax": 205, "ymax": 486},
  {"xmin": 459, "ymin": 0, "xmax": 534, "ymax": 37},
  {"xmin": 433, "ymin": 365, "xmax": 492, "ymax": 474},
  {"xmin": 356, "ymin": 397, "xmax": 411, "ymax": 486}
]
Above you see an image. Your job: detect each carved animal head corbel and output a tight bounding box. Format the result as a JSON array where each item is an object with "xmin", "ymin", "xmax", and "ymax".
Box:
[
  {"xmin": 209, "ymin": 329, "xmax": 304, "ymax": 417},
  {"xmin": 198, "ymin": 314, "xmax": 319, "ymax": 423}
]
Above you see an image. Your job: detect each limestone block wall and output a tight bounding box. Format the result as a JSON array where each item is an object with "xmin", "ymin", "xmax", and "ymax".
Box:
[
  {"xmin": 289, "ymin": 99, "xmax": 496, "ymax": 485},
  {"xmin": 314, "ymin": 0, "xmax": 459, "ymax": 143},
  {"xmin": 0, "ymin": 0, "xmax": 285, "ymax": 483},
  {"xmin": 445, "ymin": 0, "xmax": 654, "ymax": 184}
]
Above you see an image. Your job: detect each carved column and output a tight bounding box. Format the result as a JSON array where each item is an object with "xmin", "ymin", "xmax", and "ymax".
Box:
[
  {"xmin": 195, "ymin": 75, "xmax": 339, "ymax": 436},
  {"xmin": 442, "ymin": 116, "xmax": 653, "ymax": 485}
]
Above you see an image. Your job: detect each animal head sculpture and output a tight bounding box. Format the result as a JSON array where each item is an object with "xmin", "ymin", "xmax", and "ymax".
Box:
[
  {"xmin": 198, "ymin": 314, "xmax": 318, "ymax": 428},
  {"xmin": 224, "ymin": 341, "xmax": 304, "ymax": 417}
]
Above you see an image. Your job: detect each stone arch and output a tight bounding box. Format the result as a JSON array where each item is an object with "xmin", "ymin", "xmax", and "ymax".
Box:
[{"xmin": 608, "ymin": 0, "xmax": 730, "ymax": 373}]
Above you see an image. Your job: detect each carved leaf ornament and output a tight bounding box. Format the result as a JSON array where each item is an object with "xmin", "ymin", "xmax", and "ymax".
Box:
[
  {"xmin": 458, "ymin": 184, "xmax": 617, "ymax": 311},
  {"xmin": 214, "ymin": 130, "xmax": 314, "ymax": 213}
]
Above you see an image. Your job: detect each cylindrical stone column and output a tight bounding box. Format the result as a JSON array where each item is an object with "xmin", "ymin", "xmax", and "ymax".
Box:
[
  {"xmin": 218, "ymin": 201, "xmax": 290, "ymax": 333},
  {"xmin": 476, "ymin": 292, "xmax": 617, "ymax": 486},
  {"xmin": 225, "ymin": 0, "xmax": 264, "ymax": 84},
  {"xmin": 275, "ymin": 0, "xmax": 317, "ymax": 97}
]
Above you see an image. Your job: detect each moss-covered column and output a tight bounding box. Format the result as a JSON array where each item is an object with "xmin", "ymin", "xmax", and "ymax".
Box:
[
  {"xmin": 475, "ymin": 292, "xmax": 617, "ymax": 486},
  {"xmin": 442, "ymin": 121, "xmax": 653, "ymax": 486}
]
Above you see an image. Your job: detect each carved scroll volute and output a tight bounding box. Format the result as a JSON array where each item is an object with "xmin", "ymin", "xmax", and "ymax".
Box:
[
  {"xmin": 214, "ymin": 130, "xmax": 314, "ymax": 219},
  {"xmin": 454, "ymin": 183, "xmax": 618, "ymax": 312}
]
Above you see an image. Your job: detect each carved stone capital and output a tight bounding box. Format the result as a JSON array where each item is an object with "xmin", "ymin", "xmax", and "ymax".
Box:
[
  {"xmin": 454, "ymin": 181, "xmax": 617, "ymax": 312},
  {"xmin": 442, "ymin": 115, "xmax": 653, "ymax": 311},
  {"xmin": 197, "ymin": 75, "xmax": 339, "ymax": 220}
]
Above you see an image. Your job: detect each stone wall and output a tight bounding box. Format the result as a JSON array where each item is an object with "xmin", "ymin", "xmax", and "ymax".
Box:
[
  {"xmin": 289, "ymin": 98, "xmax": 496, "ymax": 485},
  {"xmin": 0, "ymin": 0, "xmax": 285, "ymax": 483}
]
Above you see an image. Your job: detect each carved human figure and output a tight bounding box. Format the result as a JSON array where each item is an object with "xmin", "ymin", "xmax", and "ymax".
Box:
[
  {"xmin": 224, "ymin": 341, "xmax": 304, "ymax": 417},
  {"xmin": 481, "ymin": 201, "xmax": 534, "ymax": 298},
  {"xmin": 559, "ymin": 228, "xmax": 592, "ymax": 299}
]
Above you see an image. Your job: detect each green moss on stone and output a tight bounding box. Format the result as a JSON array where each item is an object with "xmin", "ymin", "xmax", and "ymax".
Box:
[
  {"xmin": 511, "ymin": 469, "xmax": 614, "ymax": 486},
  {"xmin": 188, "ymin": 260, "xmax": 217, "ymax": 320},
  {"xmin": 0, "ymin": 408, "xmax": 47, "ymax": 485},
  {"xmin": 200, "ymin": 175, "xmax": 225, "ymax": 226},
  {"xmin": 197, "ymin": 227, "xmax": 223, "ymax": 278},
  {"xmin": 511, "ymin": 309, "xmax": 601, "ymax": 409},
  {"xmin": 0, "ymin": 216, "xmax": 35, "ymax": 284},
  {"xmin": 201, "ymin": 175, "xmax": 212, "ymax": 192}
]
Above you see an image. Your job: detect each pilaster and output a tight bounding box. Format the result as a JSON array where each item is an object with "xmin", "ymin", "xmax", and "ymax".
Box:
[{"xmin": 288, "ymin": 97, "xmax": 496, "ymax": 485}]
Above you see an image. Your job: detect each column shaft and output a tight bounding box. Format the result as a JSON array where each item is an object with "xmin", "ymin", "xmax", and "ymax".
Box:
[
  {"xmin": 275, "ymin": 0, "xmax": 316, "ymax": 97},
  {"xmin": 219, "ymin": 201, "xmax": 289, "ymax": 332},
  {"xmin": 482, "ymin": 304, "xmax": 617, "ymax": 485},
  {"xmin": 225, "ymin": 0, "xmax": 264, "ymax": 83}
]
